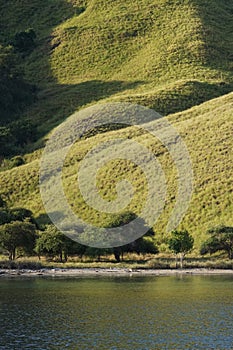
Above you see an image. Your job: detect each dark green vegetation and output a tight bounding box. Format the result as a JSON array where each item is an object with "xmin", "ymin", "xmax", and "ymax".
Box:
[
  {"xmin": 0, "ymin": 199, "xmax": 159, "ymax": 262},
  {"xmin": 0, "ymin": 197, "xmax": 232, "ymax": 267},
  {"xmin": 0, "ymin": 199, "xmax": 37, "ymax": 259},
  {"xmin": 0, "ymin": 221, "xmax": 36, "ymax": 260},
  {"xmin": 0, "ymin": 0, "xmax": 232, "ymax": 257},
  {"xmin": 168, "ymin": 230, "xmax": 194, "ymax": 268},
  {"xmin": 201, "ymin": 226, "xmax": 233, "ymax": 259}
]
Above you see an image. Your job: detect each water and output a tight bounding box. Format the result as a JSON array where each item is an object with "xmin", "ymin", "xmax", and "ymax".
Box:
[{"xmin": 0, "ymin": 275, "xmax": 232, "ymax": 350}]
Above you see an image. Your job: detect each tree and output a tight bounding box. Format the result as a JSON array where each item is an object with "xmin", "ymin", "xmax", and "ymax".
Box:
[
  {"xmin": 168, "ymin": 230, "xmax": 194, "ymax": 268},
  {"xmin": 0, "ymin": 206, "xmax": 36, "ymax": 226},
  {"xmin": 128, "ymin": 237, "xmax": 158, "ymax": 255},
  {"xmin": 200, "ymin": 226, "xmax": 233, "ymax": 259},
  {"xmin": 9, "ymin": 208, "xmax": 35, "ymax": 223},
  {"xmin": 12, "ymin": 29, "xmax": 36, "ymax": 54},
  {"xmin": 63, "ymin": 237, "xmax": 87, "ymax": 261},
  {"xmin": 107, "ymin": 212, "xmax": 158, "ymax": 262},
  {"xmin": 78, "ymin": 227, "xmax": 111, "ymax": 261},
  {"xmin": 35, "ymin": 225, "xmax": 85, "ymax": 262},
  {"xmin": 0, "ymin": 210, "xmax": 12, "ymax": 225},
  {"xmin": 112, "ymin": 230, "xmax": 158, "ymax": 262},
  {"xmin": 0, "ymin": 201, "xmax": 38, "ymax": 260},
  {"xmin": 106, "ymin": 212, "xmax": 137, "ymax": 261},
  {"xmin": 85, "ymin": 246, "xmax": 111, "ymax": 262},
  {"xmin": 0, "ymin": 221, "xmax": 36, "ymax": 260},
  {"xmin": 35, "ymin": 226, "xmax": 66, "ymax": 262}
]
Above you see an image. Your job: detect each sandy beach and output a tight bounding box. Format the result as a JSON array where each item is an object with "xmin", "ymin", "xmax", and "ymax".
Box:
[{"xmin": 0, "ymin": 268, "xmax": 233, "ymax": 277}]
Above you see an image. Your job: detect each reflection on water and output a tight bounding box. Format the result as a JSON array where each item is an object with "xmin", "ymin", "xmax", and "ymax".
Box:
[{"xmin": 0, "ymin": 275, "xmax": 232, "ymax": 349}]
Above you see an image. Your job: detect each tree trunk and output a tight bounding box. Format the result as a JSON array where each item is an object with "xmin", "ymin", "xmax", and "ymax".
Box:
[
  {"xmin": 113, "ymin": 248, "xmax": 120, "ymax": 262},
  {"xmin": 175, "ymin": 255, "xmax": 178, "ymax": 269},
  {"xmin": 12, "ymin": 248, "xmax": 16, "ymax": 261},
  {"xmin": 121, "ymin": 251, "xmax": 124, "ymax": 261},
  {"xmin": 180, "ymin": 253, "xmax": 185, "ymax": 269},
  {"xmin": 228, "ymin": 249, "xmax": 233, "ymax": 259}
]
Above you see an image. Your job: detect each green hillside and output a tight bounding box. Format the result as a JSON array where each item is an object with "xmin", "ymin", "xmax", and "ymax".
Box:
[
  {"xmin": 0, "ymin": 0, "xmax": 233, "ymax": 134},
  {"xmin": 0, "ymin": 93, "xmax": 232, "ymax": 248},
  {"xmin": 0, "ymin": 0, "xmax": 232, "ymax": 250}
]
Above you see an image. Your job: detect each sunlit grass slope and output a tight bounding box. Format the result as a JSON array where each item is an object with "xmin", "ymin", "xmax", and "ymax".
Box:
[
  {"xmin": 0, "ymin": 0, "xmax": 232, "ymax": 136},
  {"xmin": 0, "ymin": 93, "xmax": 232, "ymax": 248}
]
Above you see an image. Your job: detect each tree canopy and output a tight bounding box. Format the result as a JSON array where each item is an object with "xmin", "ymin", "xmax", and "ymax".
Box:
[
  {"xmin": 168, "ymin": 230, "xmax": 194, "ymax": 268},
  {"xmin": 35, "ymin": 225, "xmax": 85, "ymax": 262},
  {"xmin": 200, "ymin": 226, "xmax": 233, "ymax": 259},
  {"xmin": 0, "ymin": 221, "xmax": 36, "ymax": 260}
]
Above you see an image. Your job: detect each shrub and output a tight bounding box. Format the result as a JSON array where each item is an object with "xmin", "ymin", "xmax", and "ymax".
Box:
[
  {"xmin": 200, "ymin": 226, "xmax": 233, "ymax": 259},
  {"xmin": 10, "ymin": 156, "xmax": 25, "ymax": 168},
  {"xmin": 12, "ymin": 29, "xmax": 36, "ymax": 54}
]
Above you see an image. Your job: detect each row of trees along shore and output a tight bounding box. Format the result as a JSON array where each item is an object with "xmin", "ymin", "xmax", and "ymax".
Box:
[{"xmin": 0, "ymin": 197, "xmax": 232, "ymax": 266}]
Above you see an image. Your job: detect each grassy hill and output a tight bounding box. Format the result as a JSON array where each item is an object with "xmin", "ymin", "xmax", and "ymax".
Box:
[
  {"xmin": 0, "ymin": 93, "xmax": 232, "ymax": 249},
  {"xmin": 0, "ymin": 0, "xmax": 233, "ymax": 134},
  {"xmin": 0, "ymin": 0, "xmax": 232, "ymax": 250}
]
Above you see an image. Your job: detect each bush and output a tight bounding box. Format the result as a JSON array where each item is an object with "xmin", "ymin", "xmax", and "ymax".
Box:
[
  {"xmin": 12, "ymin": 29, "xmax": 36, "ymax": 54},
  {"xmin": 10, "ymin": 156, "xmax": 25, "ymax": 168},
  {"xmin": 200, "ymin": 226, "xmax": 233, "ymax": 259},
  {"xmin": 10, "ymin": 119, "xmax": 38, "ymax": 147}
]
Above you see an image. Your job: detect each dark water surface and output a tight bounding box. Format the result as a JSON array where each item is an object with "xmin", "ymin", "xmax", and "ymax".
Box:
[{"xmin": 0, "ymin": 275, "xmax": 232, "ymax": 349}]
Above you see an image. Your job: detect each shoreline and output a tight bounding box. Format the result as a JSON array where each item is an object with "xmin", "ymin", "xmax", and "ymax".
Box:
[{"xmin": 0, "ymin": 267, "xmax": 233, "ymax": 277}]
